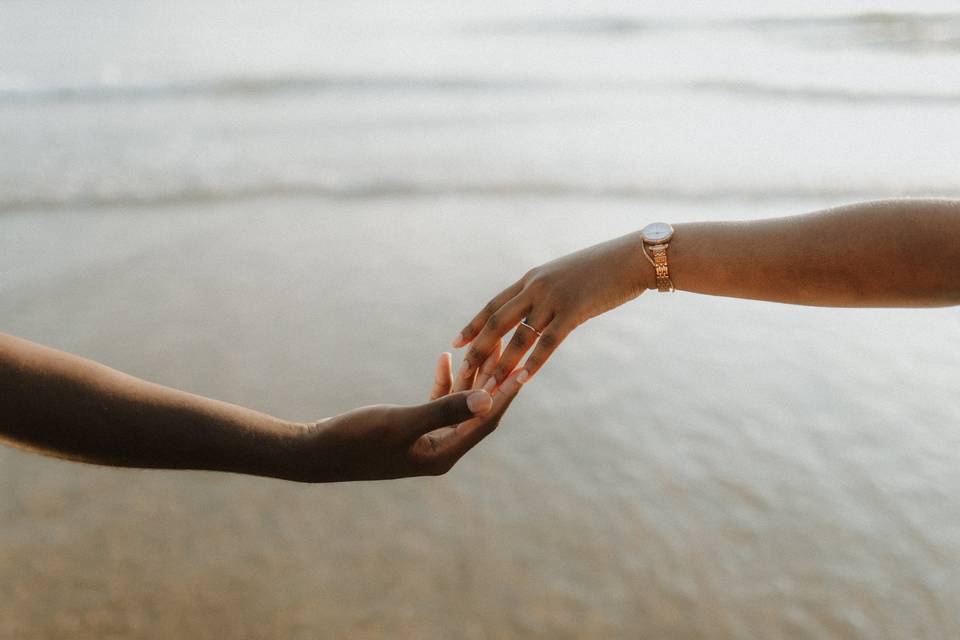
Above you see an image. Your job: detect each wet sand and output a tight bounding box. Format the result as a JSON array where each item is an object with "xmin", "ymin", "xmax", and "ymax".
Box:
[{"xmin": 2, "ymin": 196, "xmax": 959, "ymax": 638}]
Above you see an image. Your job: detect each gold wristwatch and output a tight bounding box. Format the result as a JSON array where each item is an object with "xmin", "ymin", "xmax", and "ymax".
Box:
[{"xmin": 640, "ymin": 222, "xmax": 675, "ymax": 292}]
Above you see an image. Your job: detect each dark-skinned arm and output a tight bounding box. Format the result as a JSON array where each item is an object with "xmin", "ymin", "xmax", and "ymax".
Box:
[{"xmin": 0, "ymin": 333, "xmax": 522, "ymax": 482}]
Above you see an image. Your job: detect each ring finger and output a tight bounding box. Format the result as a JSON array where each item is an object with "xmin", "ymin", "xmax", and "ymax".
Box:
[{"xmin": 482, "ymin": 310, "xmax": 553, "ymax": 388}]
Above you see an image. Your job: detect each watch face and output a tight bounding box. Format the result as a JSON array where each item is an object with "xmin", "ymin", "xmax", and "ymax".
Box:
[{"xmin": 641, "ymin": 222, "xmax": 673, "ymax": 243}]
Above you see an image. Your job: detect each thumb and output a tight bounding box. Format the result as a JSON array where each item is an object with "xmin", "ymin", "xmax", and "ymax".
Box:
[{"xmin": 398, "ymin": 390, "xmax": 493, "ymax": 438}]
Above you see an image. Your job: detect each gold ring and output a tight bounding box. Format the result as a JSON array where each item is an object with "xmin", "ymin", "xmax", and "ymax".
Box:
[{"xmin": 519, "ymin": 321, "xmax": 542, "ymax": 337}]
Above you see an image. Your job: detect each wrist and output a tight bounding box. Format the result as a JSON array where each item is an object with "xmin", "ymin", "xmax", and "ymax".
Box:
[
  {"xmin": 228, "ymin": 417, "xmax": 313, "ymax": 482},
  {"xmin": 623, "ymin": 230, "xmax": 658, "ymax": 292},
  {"xmin": 275, "ymin": 418, "xmax": 352, "ymax": 483}
]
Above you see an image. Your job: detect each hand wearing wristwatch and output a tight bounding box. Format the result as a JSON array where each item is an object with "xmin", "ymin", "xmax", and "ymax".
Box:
[{"xmin": 640, "ymin": 222, "xmax": 675, "ymax": 292}]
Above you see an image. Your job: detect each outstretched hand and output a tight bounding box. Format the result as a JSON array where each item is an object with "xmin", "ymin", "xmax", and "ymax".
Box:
[
  {"xmin": 291, "ymin": 353, "xmax": 524, "ymax": 482},
  {"xmin": 451, "ymin": 232, "xmax": 652, "ymax": 390}
]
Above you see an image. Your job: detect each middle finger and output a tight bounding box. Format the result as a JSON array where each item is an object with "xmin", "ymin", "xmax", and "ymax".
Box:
[
  {"xmin": 486, "ymin": 310, "xmax": 553, "ymax": 387},
  {"xmin": 456, "ymin": 293, "xmax": 530, "ymax": 382}
]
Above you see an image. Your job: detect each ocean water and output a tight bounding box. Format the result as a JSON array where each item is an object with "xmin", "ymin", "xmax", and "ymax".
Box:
[{"xmin": 1, "ymin": 2, "xmax": 959, "ymax": 638}]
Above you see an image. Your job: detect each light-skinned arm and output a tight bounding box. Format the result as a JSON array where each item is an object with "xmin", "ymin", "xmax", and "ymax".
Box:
[{"xmin": 453, "ymin": 199, "xmax": 960, "ymax": 389}]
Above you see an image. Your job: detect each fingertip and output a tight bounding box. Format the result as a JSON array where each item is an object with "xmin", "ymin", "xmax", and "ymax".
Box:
[
  {"xmin": 433, "ymin": 352, "xmax": 450, "ymax": 376},
  {"xmin": 451, "ymin": 334, "xmax": 467, "ymax": 348},
  {"xmin": 467, "ymin": 390, "xmax": 493, "ymax": 414},
  {"xmin": 474, "ymin": 371, "xmax": 489, "ymax": 391},
  {"xmin": 429, "ymin": 352, "xmax": 454, "ymax": 400},
  {"xmin": 516, "ymin": 369, "xmax": 530, "ymax": 384},
  {"xmin": 497, "ymin": 371, "xmax": 525, "ymax": 397}
]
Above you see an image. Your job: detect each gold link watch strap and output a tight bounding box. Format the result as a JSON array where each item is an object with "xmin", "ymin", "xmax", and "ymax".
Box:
[
  {"xmin": 639, "ymin": 222, "xmax": 675, "ymax": 293},
  {"xmin": 648, "ymin": 244, "xmax": 673, "ymax": 292}
]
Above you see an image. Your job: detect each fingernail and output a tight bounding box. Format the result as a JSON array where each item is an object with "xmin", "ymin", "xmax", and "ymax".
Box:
[
  {"xmin": 516, "ymin": 370, "xmax": 530, "ymax": 384},
  {"xmin": 451, "ymin": 334, "xmax": 466, "ymax": 348},
  {"xmin": 482, "ymin": 377, "xmax": 496, "ymax": 393},
  {"xmin": 457, "ymin": 359, "xmax": 471, "ymax": 379},
  {"xmin": 500, "ymin": 374, "xmax": 521, "ymax": 395},
  {"xmin": 467, "ymin": 391, "xmax": 493, "ymax": 414}
]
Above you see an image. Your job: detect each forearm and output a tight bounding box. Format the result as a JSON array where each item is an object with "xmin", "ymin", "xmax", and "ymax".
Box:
[
  {"xmin": 452, "ymin": 198, "xmax": 958, "ymax": 383},
  {"xmin": 0, "ymin": 333, "xmax": 304, "ymax": 479},
  {"xmin": 664, "ymin": 199, "xmax": 960, "ymax": 307}
]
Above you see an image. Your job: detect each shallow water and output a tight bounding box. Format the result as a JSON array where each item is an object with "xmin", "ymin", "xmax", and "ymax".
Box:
[{"xmin": 2, "ymin": 2, "xmax": 960, "ymax": 638}]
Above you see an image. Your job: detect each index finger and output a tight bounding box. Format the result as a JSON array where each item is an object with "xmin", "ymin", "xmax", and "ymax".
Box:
[
  {"xmin": 451, "ymin": 280, "xmax": 523, "ymax": 348},
  {"xmin": 455, "ymin": 293, "xmax": 531, "ymax": 383}
]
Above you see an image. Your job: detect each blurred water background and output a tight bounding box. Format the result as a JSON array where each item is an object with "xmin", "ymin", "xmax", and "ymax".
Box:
[{"xmin": 1, "ymin": 1, "xmax": 960, "ymax": 638}]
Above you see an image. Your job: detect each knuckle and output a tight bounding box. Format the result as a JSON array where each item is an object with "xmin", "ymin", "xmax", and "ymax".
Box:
[
  {"xmin": 466, "ymin": 345, "xmax": 483, "ymax": 364},
  {"xmin": 483, "ymin": 299, "xmax": 499, "ymax": 314},
  {"xmin": 525, "ymin": 277, "xmax": 543, "ymax": 293},
  {"xmin": 526, "ymin": 273, "xmax": 551, "ymax": 293},
  {"xmin": 538, "ymin": 332, "xmax": 559, "ymax": 349},
  {"xmin": 510, "ymin": 330, "xmax": 529, "ymax": 348},
  {"xmin": 485, "ymin": 313, "xmax": 500, "ymax": 331}
]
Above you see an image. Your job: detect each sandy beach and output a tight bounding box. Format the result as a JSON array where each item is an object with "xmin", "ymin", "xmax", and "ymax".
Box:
[
  {"xmin": 3, "ymin": 196, "xmax": 960, "ymax": 638},
  {"xmin": 3, "ymin": 1, "xmax": 960, "ymax": 637}
]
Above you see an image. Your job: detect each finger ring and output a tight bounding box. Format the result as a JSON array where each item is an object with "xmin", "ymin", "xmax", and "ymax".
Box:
[{"xmin": 519, "ymin": 321, "xmax": 542, "ymax": 337}]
